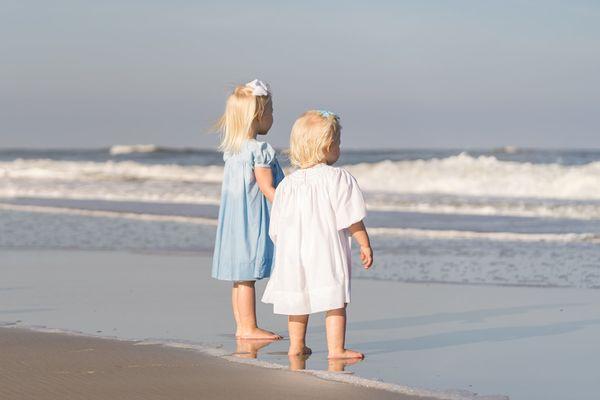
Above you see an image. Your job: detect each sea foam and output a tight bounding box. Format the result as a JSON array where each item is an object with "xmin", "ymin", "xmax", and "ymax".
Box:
[
  {"xmin": 3, "ymin": 155, "xmax": 600, "ymax": 220},
  {"xmin": 1, "ymin": 158, "xmax": 223, "ymax": 182},
  {"xmin": 109, "ymin": 144, "xmax": 162, "ymax": 155},
  {"xmin": 3, "ymin": 154, "xmax": 600, "ymax": 200},
  {"xmin": 345, "ymin": 153, "xmax": 600, "ymax": 200}
]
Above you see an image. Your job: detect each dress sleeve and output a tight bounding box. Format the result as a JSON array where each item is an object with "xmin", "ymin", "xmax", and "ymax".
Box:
[
  {"xmin": 252, "ymin": 141, "xmax": 277, "ymax": 168},
  {"xmin": 333, "ymin": 169, "xmax": 367, "ymax": 231}
]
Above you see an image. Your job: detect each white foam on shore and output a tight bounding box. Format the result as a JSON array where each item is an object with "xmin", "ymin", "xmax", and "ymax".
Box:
[
  {"xmin": 0, "ymin": 185, "xmax": 222, "ymax": 206},
  {"xmin": 2, "ymin": 202, "xmax": 598, "ymax": 245},
  {"xmin": 0, "ymin": 323, "xmax": 507, "ymax": 400},
  {"xmin": 370, "ymin": 227, "xmax": 600, "ymax": 244},
  {"xmin": 0, "ymin": 203, "xmax": 218, "ymax": 225},
  {"xmin": 367, "ymin": 198, "xmax": 600, "ymax": 221},
  {"xmin": 2, "ymin": 186, "xmax": 600, "ymax": 220}
]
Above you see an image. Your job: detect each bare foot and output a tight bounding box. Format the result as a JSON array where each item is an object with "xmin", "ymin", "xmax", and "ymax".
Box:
[
  {"xmin": 328, "ymin": 349, "xmax": 364, "ymax": 359},
  {"xmin": 236, "ymin": 327, "xmax": 282, "ymax": 340},
  {"xmin": 288, "ymin": 345, "xmax": 312, "ymax": 356}
]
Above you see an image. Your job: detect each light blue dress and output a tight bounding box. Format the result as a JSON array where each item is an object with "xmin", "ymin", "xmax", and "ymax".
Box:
[{"xmin": 212, "ymin": 139, "xmax": 285, "ymax": 281}]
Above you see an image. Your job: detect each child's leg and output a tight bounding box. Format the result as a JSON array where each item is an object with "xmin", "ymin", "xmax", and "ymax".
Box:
[
  {"xmin": 232, "ymin": 282, "xmax": 241, "ymax": 332},
  {"xmin": 236, "ymin": 281, "xmax": 282, "ymax": 339},
  {"xmin": 288, "ymin": 314, "xmax": 311, "ymax": 355},
  {"xmin": 325, "ymin": 306, "xmax": 364, "ymax": 359}
]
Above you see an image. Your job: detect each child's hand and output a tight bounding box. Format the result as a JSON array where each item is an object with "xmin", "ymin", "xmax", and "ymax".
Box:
[{"xmin": 360, "ymin": 246, "xmax": 373, "ymax": 269}]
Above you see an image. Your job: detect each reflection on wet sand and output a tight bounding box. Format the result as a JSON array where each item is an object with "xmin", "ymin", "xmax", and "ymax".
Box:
[
  {"xmin": 288, "ymin": 354, "xmax": 310, "ymax": 370},
  {"xmin": 233, "ymin": 338, "xmax": 276, "ymax": 359},
  {"xmin": 327, "ymin": 357, "xmax": 362, "ymax": 372},
  {"xmin": 232, "ymin": 336, "xmax": 365, "ymax": 373},
  {"xmin": 288, "ymin": 353, "xmax": 363, "ymax": 373}
]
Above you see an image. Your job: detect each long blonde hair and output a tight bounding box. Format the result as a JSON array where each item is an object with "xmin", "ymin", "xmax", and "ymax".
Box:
[
  {"xmin": 215, "ymin": 85, "xmax": 271, "ymax": 154},
  {"xmin": 289, "ymin": 110, "xmax": 341, "ymax": 168}
]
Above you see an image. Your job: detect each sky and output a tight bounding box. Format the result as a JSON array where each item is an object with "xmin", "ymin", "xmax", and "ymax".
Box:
[{"xmin": 1, "ymin": 0, "xmax": 599, "ymax": 149}]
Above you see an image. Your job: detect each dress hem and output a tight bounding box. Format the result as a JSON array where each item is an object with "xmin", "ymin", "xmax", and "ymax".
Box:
[{"xmin": 261, "ymin": 284, "xmax": 350, "ymax": 315}]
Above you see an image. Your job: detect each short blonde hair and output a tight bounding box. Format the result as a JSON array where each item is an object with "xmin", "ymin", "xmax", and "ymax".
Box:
[
  {"xmin": 215, "ymin": 85, "xmax": 271, "ymax": 153},
  {"xmin": 289, "ymin": 110, "xmax": 341, "ymax": 168}
]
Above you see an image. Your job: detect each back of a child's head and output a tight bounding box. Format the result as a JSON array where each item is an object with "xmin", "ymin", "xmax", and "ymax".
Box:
[
  {"xmin": 289, "ymin": 110, "xmax": 341, "ymax": 168},
  {"xmin": 216, "ymin": 80, "xmax": 271, "ymax": 153}
]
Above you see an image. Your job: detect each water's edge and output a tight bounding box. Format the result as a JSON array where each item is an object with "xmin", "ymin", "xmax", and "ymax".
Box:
[{"xmin": 0, "ymin": 323, "xmax": 507, "ymax": 400}]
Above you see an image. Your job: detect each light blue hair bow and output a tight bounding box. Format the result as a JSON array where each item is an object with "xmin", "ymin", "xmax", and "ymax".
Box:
[{"xmin": 316, "ymin": 110, "xmax": 336, "ymax": 118}]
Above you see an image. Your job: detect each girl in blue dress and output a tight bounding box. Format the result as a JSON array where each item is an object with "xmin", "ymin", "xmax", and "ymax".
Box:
[{"xmin": 212, "ymin": 79, "xmax": 284, "ymax": 340}]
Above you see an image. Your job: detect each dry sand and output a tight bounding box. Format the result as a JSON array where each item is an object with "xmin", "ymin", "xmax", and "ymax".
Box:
[{"xmin": 0, "ymin": 328, "xmax": 433, "ymax": 400}]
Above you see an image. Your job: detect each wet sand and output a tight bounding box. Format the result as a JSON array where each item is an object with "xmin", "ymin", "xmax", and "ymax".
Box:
[
  {"xmin": 4, "ymin": 249, "xmax": 600, "ymax": 399},
  {"xmin": 0, "ymin": 327, "xmax": 432, "ymax": 400}
]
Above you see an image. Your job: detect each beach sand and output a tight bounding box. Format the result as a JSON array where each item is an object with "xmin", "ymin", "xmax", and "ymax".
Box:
[
  {"xmin": 0, "ymin": 327, "xmax": 432, "ymax": 400},
  {"xmin": 3, "ymin": 249, "xmax": 600, "ymax": 399}
]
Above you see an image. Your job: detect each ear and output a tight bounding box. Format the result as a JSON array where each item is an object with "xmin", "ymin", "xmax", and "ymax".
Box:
[{"xmin": 325, "ymin": 139, "xmax": 333, "ymax": 153}]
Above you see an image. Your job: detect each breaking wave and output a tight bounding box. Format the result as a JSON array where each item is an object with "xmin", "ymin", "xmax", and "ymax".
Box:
[
  {"xmin": 3, "ymin": 154, "xmax": 600, "ymax": 200},
  {"xmin": 2, "ymin": 154, "xmax": 600, "ymax": 220},
  {"xmin": 345, "ymin": 153, "xmax": 600, "ymax": 200},
  {"xmin": 107, "ymin": 144, "xmax": 201, "ymax": 155},
  {"xmin": 1, "ymin": 158, "xmax": 223, "ymax": 183},
  {"xmin": 109, "ymin": 144, "xmax": 163, "ymax": 155}
]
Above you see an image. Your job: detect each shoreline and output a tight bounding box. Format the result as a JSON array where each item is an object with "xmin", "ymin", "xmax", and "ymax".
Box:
[
  {"xmin": 0, "ymin": 324, "xmax": 502, "ymax": 400},
  {"xmin": 0, "ymin": 327, "xmax": 439, "ymax": 400},
  {"xmin": 3, "ymin": 249, "xmax": 599, "ymax": 399}
]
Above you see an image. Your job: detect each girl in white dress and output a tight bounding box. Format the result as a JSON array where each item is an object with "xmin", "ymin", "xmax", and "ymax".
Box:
[{"xmin": 262, "ymin": 110, "xmax": 373, "ymax": 359}]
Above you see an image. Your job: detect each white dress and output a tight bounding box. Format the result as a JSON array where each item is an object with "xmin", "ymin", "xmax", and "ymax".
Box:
[{"xmin": 261, "ymin": 164, "xmax": 367, "ymax": 315}]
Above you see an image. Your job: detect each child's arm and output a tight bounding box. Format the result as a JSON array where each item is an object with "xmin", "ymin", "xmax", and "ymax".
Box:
[
  {"xmin": 255, "ymin": 167, "xmax": 275, "ymax": 203},
  {"xmin": 348, "ymin": 220, "xmax": 373, "ymax": 269}
]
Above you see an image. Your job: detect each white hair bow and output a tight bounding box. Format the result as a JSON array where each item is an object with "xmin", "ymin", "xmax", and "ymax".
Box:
[{"xmin": 245, "ymin": 79, "xmax": 271, "ymax": 96}]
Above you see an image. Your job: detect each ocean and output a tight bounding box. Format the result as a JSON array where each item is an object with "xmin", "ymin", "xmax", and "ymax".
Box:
[
  {"xmin": 1, "ymin": 145, "xmax": 600, "ymax": 289},
  {"xmin": 3, "ymin": 145, "xmax": 600, "ymax": 400}
]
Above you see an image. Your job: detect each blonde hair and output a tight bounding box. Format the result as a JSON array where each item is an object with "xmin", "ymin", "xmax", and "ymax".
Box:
[
  {"xmin": 215, "ymin": 85, "xmax": 271, "ymax": 153},
  {"xmin": 289, "ymin": 110, "xmax": 341, "ymax": 168}
]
